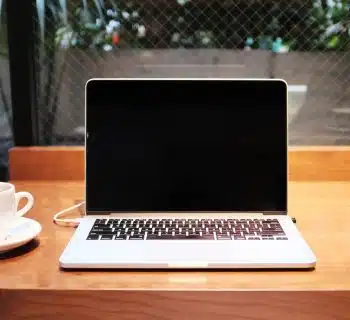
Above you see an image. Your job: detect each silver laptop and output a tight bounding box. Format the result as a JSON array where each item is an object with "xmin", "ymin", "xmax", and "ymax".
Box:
[{"xmin": 59, "ymin": 78, "xmax": 316, "ymax": 269}]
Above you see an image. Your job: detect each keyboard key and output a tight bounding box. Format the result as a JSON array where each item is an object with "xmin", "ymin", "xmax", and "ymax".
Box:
[
  {"xmin": 101, "ymin": 234, "xmax": 113, "ymax": 240},
  {"xmin": 146, "ymin": 234, "xmax": 214, "ymax": 240},
  {"xmin": 115, "ymin": 235, "xmax": 127, "ymax": 240},
  {"xmin": 91, "ymin": 228, "xmax": 109, "ymax": 233},
  {"xmin": 95, "ymin": 219, "xmax": 107, "ymax": 224},
  {"xmin": 146, "ymin": 234, "xmax": 175, "ymax": 240},
  {"xmin": 87, "ymin": 235, "xmax": 99, "ymax": 240},
  {"xmin": 129, "ymin": 235, "xmax": 144, "ymax": 240},
  {"xmin": 100, "ymin": 231, "xmax": 115, "ymax": 236},
  {"xmin": 216, "ymin": 235, "xmax": 232, "ymax": 240},
  {"xmin": 233, "ymin": 236, "xmax": 246, "ymax": 240},
  {"xmin": 88, "ymin": 232, "xmax": 100, "ymax": 236}
]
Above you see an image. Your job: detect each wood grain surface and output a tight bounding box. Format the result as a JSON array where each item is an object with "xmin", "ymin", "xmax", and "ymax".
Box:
[
  {"xmin": 9, "ymin": 147, "xmax": 84, "ymax": 181},
  {"xmin": 8, "ymin": 146, "xmax": 350, "ymax": 181},
  {"xmin": 2, "ymin": 290, "xmax": 350, "ymax": 320},
  {"xmin": 1, "ymin": 181, "xmax": 350, "ymax": 319}
]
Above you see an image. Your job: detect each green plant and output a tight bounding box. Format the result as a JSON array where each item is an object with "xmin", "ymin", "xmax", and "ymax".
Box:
[
  {"xmin": 241, "ymin": 0, "xmax": 350, "ymax": 52},
  {"xmin": 55, "ymin": 1, "xmax": 145, "ymax": 50},
  {"xmin": 305, "ymin": 0, "xmax": 350, "ymax": 50}
]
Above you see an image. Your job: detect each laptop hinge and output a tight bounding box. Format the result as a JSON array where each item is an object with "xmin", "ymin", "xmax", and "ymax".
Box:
[{"xmin": 263, "ymin": 211, "xmax": 287, "ymax": 215}]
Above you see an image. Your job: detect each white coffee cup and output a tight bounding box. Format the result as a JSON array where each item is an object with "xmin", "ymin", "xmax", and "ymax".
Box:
[{"xmin": 0, "ymin": 182, "xmax": 34, "ymax": 217}]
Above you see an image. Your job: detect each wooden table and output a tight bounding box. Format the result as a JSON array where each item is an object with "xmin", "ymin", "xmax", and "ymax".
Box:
[{"xmin": 1, "ymin": 181, "xmax": 350, "ymax": 319}]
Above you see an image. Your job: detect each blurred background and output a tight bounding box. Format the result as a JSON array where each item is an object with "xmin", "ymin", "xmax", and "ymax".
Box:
[{"xmin": 0, "ymin": 0, "xmax": 349, "ymax": 179}]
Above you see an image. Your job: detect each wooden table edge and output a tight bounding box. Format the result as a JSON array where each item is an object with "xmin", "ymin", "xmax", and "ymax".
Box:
[{"xmin": 2, "ymin": 289, "xmax": 350, "ymax": 319}]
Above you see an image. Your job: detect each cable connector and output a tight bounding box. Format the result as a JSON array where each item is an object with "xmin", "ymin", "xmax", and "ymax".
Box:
[{"xmin": 53, "ymin": 201, "xmax": 85, "ymax": 227}]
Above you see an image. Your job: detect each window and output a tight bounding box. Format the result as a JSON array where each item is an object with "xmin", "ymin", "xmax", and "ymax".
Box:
[{"xmin": 5, "ymin": 0, "xmax": 350, "ymax": 147}]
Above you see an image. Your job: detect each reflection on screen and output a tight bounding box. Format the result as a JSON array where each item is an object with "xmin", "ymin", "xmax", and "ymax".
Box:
[{"xmin": 86, "ymin": 80, "xmax": 287, "ymax": 213}]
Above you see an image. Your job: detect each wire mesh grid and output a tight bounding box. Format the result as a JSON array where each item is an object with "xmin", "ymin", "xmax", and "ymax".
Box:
[{"xmin": 32, "ymin": 0, "xmax": 350, "ymax": 145}]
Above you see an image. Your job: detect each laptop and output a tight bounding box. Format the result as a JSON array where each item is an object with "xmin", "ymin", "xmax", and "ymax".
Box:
[{"xmin": 59, "ymin": 78, "xmax": 316, "ymax": 269}]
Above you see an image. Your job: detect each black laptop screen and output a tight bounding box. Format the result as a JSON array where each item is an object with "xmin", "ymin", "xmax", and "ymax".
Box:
[{"xmin": 86, "ymin": 79, "xmax": 287, "ymax": 213}]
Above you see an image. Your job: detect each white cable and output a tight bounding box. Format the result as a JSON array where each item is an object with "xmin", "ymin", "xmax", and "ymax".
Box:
[{"xmin": 53, "ymin": 201, "xmax": 85, "ymax": 227}]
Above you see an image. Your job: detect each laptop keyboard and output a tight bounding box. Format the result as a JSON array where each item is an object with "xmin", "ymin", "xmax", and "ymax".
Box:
[{"xmin": 86, "ymin": 218, "xmax": 287, "ymax": 240}]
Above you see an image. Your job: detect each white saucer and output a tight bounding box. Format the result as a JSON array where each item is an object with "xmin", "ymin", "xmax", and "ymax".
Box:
[{"xmin": 0, "ymin": 216, "xmax": 42, "ymax": 253}]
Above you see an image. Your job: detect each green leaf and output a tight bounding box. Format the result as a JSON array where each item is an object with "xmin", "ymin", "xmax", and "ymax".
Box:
[
  {"xmin": 56, "ymin": 26, "xmax": 68, "ymax": 35},
  {"xmin": 327, "ymin": 35, "xmax": 340, "ymax": 48}
]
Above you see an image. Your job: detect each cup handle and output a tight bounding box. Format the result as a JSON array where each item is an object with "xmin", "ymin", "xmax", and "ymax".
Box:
[{"xmin": 15, "ymin": 192, "xmax": 34, "ymax": 217}]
